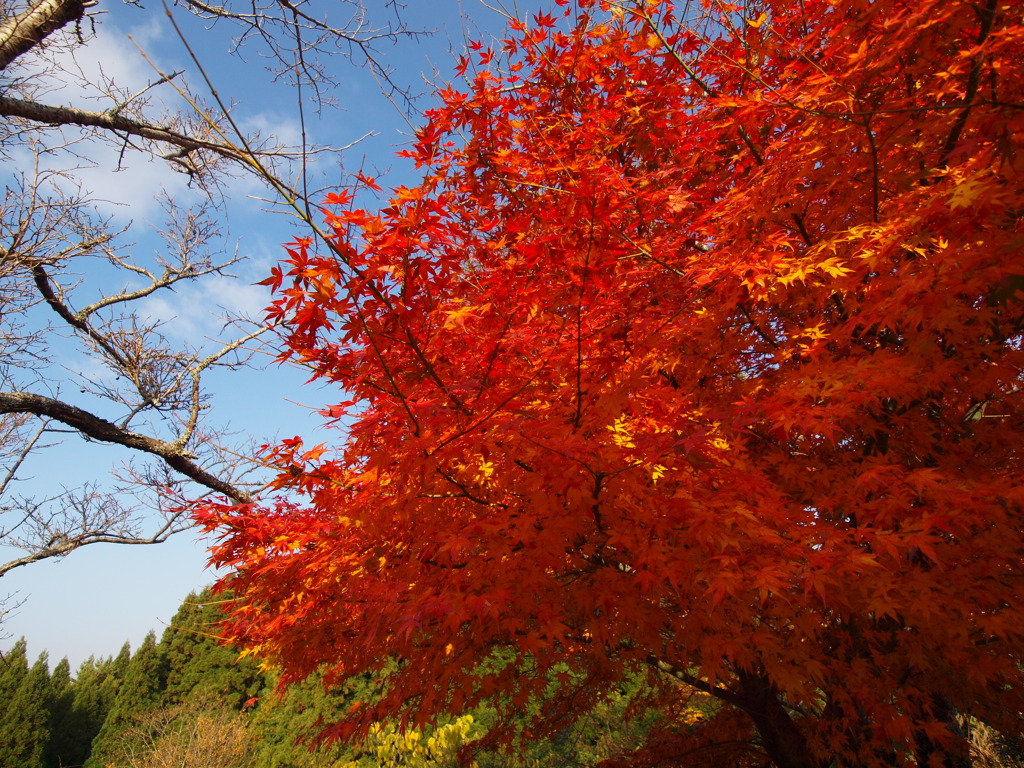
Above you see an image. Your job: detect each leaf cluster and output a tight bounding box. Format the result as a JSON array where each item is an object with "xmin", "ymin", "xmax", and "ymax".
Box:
[{"xmin": 201, "ymin": 1, "xmax": 1024, "ymax": 767}]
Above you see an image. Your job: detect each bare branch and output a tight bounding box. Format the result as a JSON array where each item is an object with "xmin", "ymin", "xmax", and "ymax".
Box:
[
  {"xmin": 0, "ymin": 391, "xmax": 253, "ymax": 502},
  {"xmin": 0, "ymin": 94, "xmax": 251, "ymax": 161},
  {"xmin": 0, "ymin": 416, "xmax": 49, "ymax": 497},
  {"xmin": 0, "ymin": 0, "xmax": 423, "ymax": 592},
  {"xmin": 0, "ymin": 485, "xmax": 195, "ymax": 577}
]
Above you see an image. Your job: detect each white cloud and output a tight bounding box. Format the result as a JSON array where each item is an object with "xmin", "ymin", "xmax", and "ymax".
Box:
[
  {"xmin": 139, "ymin": 272, "xmax": 274, "ymax": 344},
  {"xmin": 4, "ymin": 4, "xmax": 328, "ymax": 358},
  {"xmin": 7, "ymin": 8, "xmax": 206, "ymax": 220},
  {"xmin": 25, "ymin": 11, "xmax": 174, "ymax": 110},
  {"xmin": 72, "ymin": 150, "xmax": 197, "ymax": 218}
]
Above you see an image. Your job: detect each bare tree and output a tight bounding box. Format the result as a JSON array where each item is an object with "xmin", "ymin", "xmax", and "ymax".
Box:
[
  {"xmin": 0, "ymin": 0, "xmax": 420, "ymax": 581},
  {"xmin": 110, "ymin": 697, "xmax": 254, "ymax": 768}
]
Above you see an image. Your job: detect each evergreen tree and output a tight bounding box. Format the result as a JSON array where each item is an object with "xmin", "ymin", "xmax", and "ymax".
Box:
[
  {"xmin": 65, "ymin": 653, "xmax": 129, "ymax": 768},
  {"xmin": 0, "ymin": 638, "xmax": 29, "ymax": 728},
  {"xmin": 248, "ymin": 669, "xmax": 359, "ymax": 768},
  {"xmin": 115, "ymin": 633, "xmax": 166, "ymax": 715},
  {"xmin": 85, "ymin": 633, "xmax": 167, "ymax": 768},
  {"xmin": 0, "ymin": 652, "xmax": 52, "ymax": 768},
  {"xmin": 159, "ymin": 588, "xmax": 265, "ymax": 709},
  {"xmin": 44, "ymin": 657, "xmax": 76, "ymax": 768},
  {"xmin": 109, "ymin": 641, "xmax": 132, "ymax": 681}
]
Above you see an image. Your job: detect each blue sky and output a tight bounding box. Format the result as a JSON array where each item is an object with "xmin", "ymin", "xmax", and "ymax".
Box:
[{"xmin": 1, "ymin": 0, "xmax": 552, "ymax": 669}]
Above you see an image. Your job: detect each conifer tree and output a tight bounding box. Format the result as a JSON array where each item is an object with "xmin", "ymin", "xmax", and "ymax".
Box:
[
  {"xmin": 44, "ymin": 657, "xmax": 76, "ymax": 768},
  {"xmin": 0, "ymin": 652, "xmax": 52, "ymax": 768},
  {"xmin": 117, "ymin": 633, "xmax": 166, "ymax": 712},
  {"xmin": 86, "ymin": 633, "xmax": 167, "ymax": 768},
  {"xmin": 160, "ymin": 588, "xmax": 264, "ymax": 709},
  {"xmin": 0, "ymin": 638, "xmax": 29, "ymax": 727},
  {"xmin": 110, "ymin": 641, "xmax": 132, "ymax": 680},
  {"xmin": 66, "ymin": 653, "xmax": 129, "ymax": 765}
]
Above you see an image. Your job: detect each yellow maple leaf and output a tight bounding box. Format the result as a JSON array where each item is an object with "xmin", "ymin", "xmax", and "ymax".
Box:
[
  {"xmin": 747, "ymin": 11, "xmax": 768, "ymax": 28},
  {"xmin": 948, "ymin": 177, "xmax": 987, "ymax": 210},
  {"xmin": 443, "ymin": 304, "xmax": 478, "ymax": 329}
]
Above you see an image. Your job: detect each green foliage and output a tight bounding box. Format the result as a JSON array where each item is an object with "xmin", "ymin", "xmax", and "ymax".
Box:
[
  {"xmin": 86, "ymin": 632, "xmax": 168, "ymax": 768},
  {"xmin": 64, "ymin": 652, "xmax": 131, "ymax": 765},
  {"xmin": 510, "ymin": 688, "xmax": 663, "ymax": 767},
  {"xmin": 0, "ymin": 643, "xmax": 134, "ymax": 768},
  {"xmin": 44, "ymin": 657, "xmax": 77, "ymax": 768},
  {"xmin": 0, "ymin": 652, "xmax": 52, "ymax": 768},
  {"xmin": 159, "ymin": 588, "xmax": 264, "ymax": 709},
  {"xmin": 246, "ymin": 669, "xmax": 362, "ymax": 768},
  {"xmin": 0, "ymin": 637, "xmax": 29, "ymax": 725}
]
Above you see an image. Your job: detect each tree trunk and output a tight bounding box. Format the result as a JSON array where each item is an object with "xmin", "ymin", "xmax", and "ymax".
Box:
[{"xmin": 737, "ymin": 668, "xmax": 819, "ymax": 768}]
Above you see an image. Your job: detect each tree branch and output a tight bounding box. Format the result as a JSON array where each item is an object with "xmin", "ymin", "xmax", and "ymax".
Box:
[
  {"xmin": 0, "ymin": 0, "xmax": 93, "ymax": 71},
  {"xmin": 0, "ymin": 391, "xmax": 253, "ymax": 503},
  {"xmin": 646, "ymin": 654, "xmax": 748, "ymax": 709},
  {"xmin": 937, "ymin": 0, "xmax": 999, "ymax": 167},
  {"xmin": 0, "ymin": 94, "xmax": 247, "ymax": 162},
  {"xmin": 0, "ymin": 524, "xmax": 187, "ymax": 578}
]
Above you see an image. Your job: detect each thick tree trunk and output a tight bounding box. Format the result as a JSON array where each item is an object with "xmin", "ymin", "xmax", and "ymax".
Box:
[
  {"xmin": 913, "ymin": 695, "xmax": 971, "ymax": 768},
  {"xmin": 736, "ymin": 668, "xmax": 819, "ymax": 768}
]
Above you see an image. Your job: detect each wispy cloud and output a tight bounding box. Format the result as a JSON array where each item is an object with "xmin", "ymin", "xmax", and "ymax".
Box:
[{"xmin": 141, "ymin": 274, "xmax": 273, "ymax": 342}]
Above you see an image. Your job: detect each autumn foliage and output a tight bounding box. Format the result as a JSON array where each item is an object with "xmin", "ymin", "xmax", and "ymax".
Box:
[{"xmin": 197, "ymin": 0, "xmax": 1024, "ymax": 766}]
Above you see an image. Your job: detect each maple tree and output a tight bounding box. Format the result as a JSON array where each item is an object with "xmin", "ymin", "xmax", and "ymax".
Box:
[{"xmin": 198, "ymin": 0, "xmax": 1024, "ymax": 766}]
